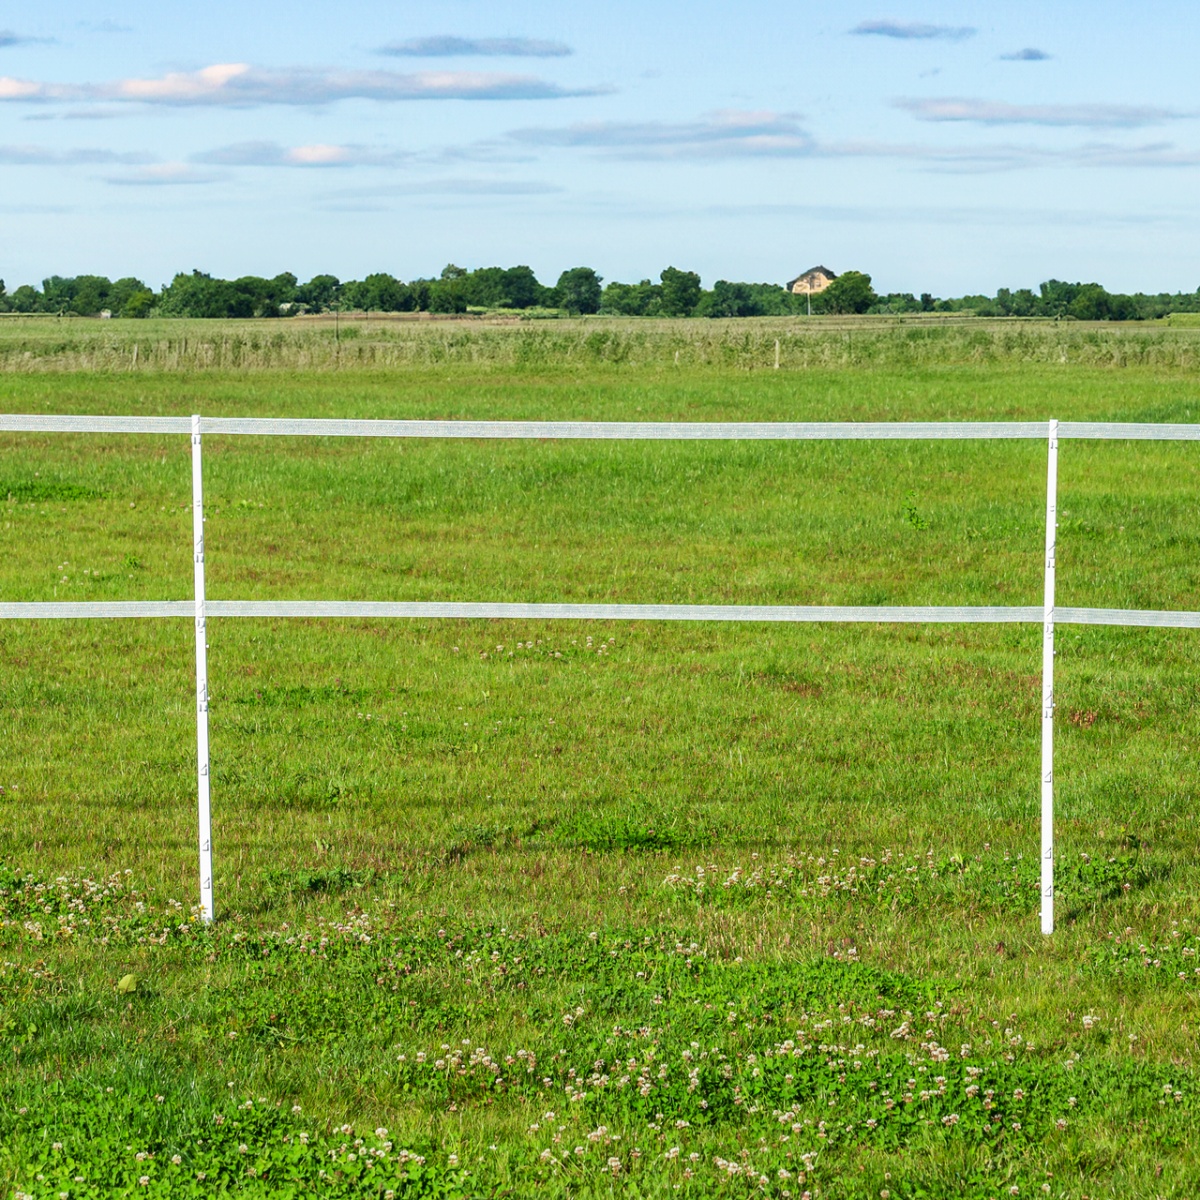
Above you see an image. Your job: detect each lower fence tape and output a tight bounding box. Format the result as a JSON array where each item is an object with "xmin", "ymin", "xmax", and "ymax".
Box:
[{"xmin": 2, "ymin": 600, "xmax": 1199, "ymax": 626}]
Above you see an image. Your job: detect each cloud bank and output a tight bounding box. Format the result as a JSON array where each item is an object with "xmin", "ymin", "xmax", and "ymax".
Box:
[
  {"xmin": 507, "ymin": 107, "xmax": 1200, "ymax": 173},
  {"xmin": 896, "ymin": 97, "xmax": 1189, "ymax": 128},
  {"xmin": 1000, "ymin": 48, "xmax": 1052, "ymax": 61},
  {"xmin": 193, "ymin": 140, "xmax": 410, "ymax": 167},
  {"xmin": 0, "ymin": 30, "xmax": 53, "ymax": 47},
  {"xmin": 105, "ymin": 163, "xmax": 223, "ymax": 186},
  {"xmin": 0, "ymin": 63, "xmax": 606, "ymax": 106},
  {"xmin": 851, "ymin": 20, "xmax": 975, "ymax": 40},
  {"xmin": 378, "ymin": 36, "xmax": 571, "ymax": 58},
  {"xmin": 0, "ymin": 143, "xmax": 150, "ymax": 165},
  {"xmin": 510, "ymin": 110, "xmax": 814, "ymax": 158}
]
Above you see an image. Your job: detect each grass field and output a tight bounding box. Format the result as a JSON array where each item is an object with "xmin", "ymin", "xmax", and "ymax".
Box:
[{"xmin": 3, "ymin": 318, "xmax": 1200, "ymax": 1198}]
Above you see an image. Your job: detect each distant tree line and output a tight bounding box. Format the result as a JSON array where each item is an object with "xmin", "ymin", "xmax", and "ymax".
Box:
[
  {"xmin": 2, "ymin": 266, "xmax": 1198, "ymax": 321},
  {"xmin": 871, "ymin": 279, "xmax": 1200, "ymax": 320}
]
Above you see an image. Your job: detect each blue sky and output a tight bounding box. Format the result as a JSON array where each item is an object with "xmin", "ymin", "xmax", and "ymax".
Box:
[{"xmin": 2, "ymin": 1, "xmax": 1198, "ymax": 295}]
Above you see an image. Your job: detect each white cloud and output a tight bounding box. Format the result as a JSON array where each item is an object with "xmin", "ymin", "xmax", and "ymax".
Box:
[
  {"xmin": 505, "ymin": 107, "xmax": 1200, "ymax": 174},
  {"xmin": 896, "ymin": 97, "xmax": 1190, "ymax": 128},
  {"xmin": 193, "ymin": 140, "xmax": 412, "ymax": 167},
  {"xmin": 105, "ymin": 163, "xmax": 223, "ymax": 185},
  {"xmin": 332, "ymin": 178, "xmax": 562, "ymax": 196},
  {"xmin": 0, "ymin": 63, "xmax": 608, "ymax": 106},
  {"xmin": 0, "ymin": 30, "xmax": 54, "ymax": 47},
  {"xmin": 0, "ymin": 143, "xmax": 150, "ymax": 164},
  {"xmin": 851, "ymin": 20, "xmax": 975, "ymax": 40},
  {"xmin": 509, "ymin": 110, "xmax": 814, "ymax": 157},
  {"xmin": 999, "ymin": 48, "xmax": 1052, "ymax": 61},
  {"xmin": 378, "ymin": 36, "xmax": 571, "ymax": 58},
  {"xmin": 317, "ymin": 177, "xmax": 563, "ymax": 212}
]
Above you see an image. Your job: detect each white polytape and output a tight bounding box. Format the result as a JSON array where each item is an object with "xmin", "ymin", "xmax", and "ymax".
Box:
[
  {"xmin": 196, "ymin": 418, "xmax": 1050, "ymax": 440},
  {"xmin": 6, "ymin": 600, "xmax": 1198, "ymax": 625},
  {"xmin": 1056, "ymin": 606, "xmax": 1200, "ymax": 628},
  {"xmin": 1057, "ymin": 422, "xmax": 1200, "ymax": 441},
  {"xmin": 200, "ymin": 601, "xmax": 1042, "ymax": 622},
  {"xmin": 0, "ymin": 601, "xmax": 194, "ymax": 618},
  {"xmin": 0, "ymin": 601, "xmax": 1042, "ymax": 622},
  {"xmin": 6, "ymin": 415, "xmax": 1200, "ymax": 440},
  {"xmin": 0, "ymin": 415, "xmax": 191, "ymax": 434}
]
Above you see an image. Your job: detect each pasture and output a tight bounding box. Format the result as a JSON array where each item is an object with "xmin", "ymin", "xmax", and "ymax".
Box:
[{"xmin": 3, "ymin": 317, "xmax": 1200, "ymax": 1198}]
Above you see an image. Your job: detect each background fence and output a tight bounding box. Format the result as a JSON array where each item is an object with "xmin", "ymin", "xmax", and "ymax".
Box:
[{"xmin": 4, "ymin": 413, "xmax": 1200, "ymax": 934}]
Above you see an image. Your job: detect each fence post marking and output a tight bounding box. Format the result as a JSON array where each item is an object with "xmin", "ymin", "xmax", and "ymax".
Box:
[
  {"xmin": 191, "ymin": 415, "xmax": 214, "ymax": 923},
  {"xmin": 1041, "ymin": 418, "xmax": 1058, "ymax": 935}
]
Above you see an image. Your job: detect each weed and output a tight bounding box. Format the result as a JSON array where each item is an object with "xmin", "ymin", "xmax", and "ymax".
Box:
[{"xmin": 903, "ymin": 490, "xmax": 929, "ymax": 531}]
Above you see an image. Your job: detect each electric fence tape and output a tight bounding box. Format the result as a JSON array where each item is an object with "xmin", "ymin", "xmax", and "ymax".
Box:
[{"xmin": 4, "ymin": 413, "xmax": 1200, "ymax": 933}]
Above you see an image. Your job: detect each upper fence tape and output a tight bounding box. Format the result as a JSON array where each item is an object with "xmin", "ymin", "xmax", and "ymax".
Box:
[
  {"xmin": 5, "ymin": 415, "xmax": 1200, "ymax": 440},
  {"xmin": 0, "ymin": 415, "xmax": 191, "ymax": 434},
  {"xmin": 198, "ymin": 419, "xmax": 1050, "ymax": 440},
  {"xmin": 1057, "ymin": 422, "xmax": 1200, "ymax": 441}
]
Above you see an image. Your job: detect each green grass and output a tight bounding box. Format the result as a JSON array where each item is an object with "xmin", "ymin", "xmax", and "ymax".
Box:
[{"xmin": 2, "ymin": 320, "xmax": 1200, "ymax": 1197}]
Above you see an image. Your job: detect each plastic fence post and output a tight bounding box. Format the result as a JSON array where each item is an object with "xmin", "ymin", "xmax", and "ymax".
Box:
[
  {"xmin": 1041, "ymin": 419, "xmax": 1058, "ymax": 935},
  {"xmin": 192, "ymin": 415, "xmax": 214, "ymax": 923}
]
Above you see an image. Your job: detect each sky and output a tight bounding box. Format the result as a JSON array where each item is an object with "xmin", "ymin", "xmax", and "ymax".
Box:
[{"xmin": 2, "ymin": 1, "xmax": 1198, "ymax": 296}]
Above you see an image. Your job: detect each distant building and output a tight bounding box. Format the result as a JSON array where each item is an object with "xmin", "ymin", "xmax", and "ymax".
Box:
[{"xmin": 786, "ymin": 266, "xmax": 837, "ymax": 295}]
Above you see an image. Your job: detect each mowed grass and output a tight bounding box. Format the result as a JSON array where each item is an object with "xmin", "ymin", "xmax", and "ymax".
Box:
[{"xmin": 3, "ymin": 321, "xmax": 1200, "ymax": 1198}]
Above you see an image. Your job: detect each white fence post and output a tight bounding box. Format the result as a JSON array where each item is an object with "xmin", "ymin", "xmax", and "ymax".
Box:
[
  {"xmin": 191, "ymin": 415, "xmax": 214, "ymax": 923},
  {"xmin": 1041, "ymin": 419, "xmax": 1058, "ymax": 935}
]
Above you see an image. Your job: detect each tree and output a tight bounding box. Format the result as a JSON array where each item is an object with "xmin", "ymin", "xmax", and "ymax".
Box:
[
  {"xmin": 462, "ymin": 267, "xmax": 508, "ymax": 308},
  {"xmin": 501, "ymin": 265, "xmax": 543, "ymax": 309},
  {"xmin": 160, "ymin": 271, "xmax": 253, "ymax": 318},
  {"xmin": 109, "ymin": 277, "xmax": 151, "ymax": 315},
  {"xmin": 10, "ymin": 284, "xmax": 42, "ymax": 313},
  {"xmin": 600, "ymin": 279, "xmax": 661, "ymax": 316},
  {"xmin": 121, "ymin": 289, "xmax": 155, "ymax": 319},
  {"xmin": 659, "ymin": 267, "xmax": 702, "ymax": 317},
  {"xmin": 555, "ymin": 267, "xmax": 602, "ymax": 314},
  {"xmin": 871, "ymin": 292, "xmax": 922, "ymax": 315},
  {"xmin": 42, "ymin": 275, "xmax": 80, "ymax": 313},
  {"xmin": 426, "ymin": 277, "xmax": 467, "ymax": 313},
  {"xmin": 813, "ymin": 270, "xmax": 876, "ymax": 314},
  {"xmin": 68, "ymin": 275, "xmax": 114, "ymax": 316},
  {"xmin": 1037, "ymin": 280, "xmax": 1079, "ymax": 317},
  {"xmin": 296, "ymin": 275, "xmax": 341, "ymax": 311},
  {"xmin": 344, "ymin": 273, "xmax": 413, "ymax": 313},
  {"xmin": 1068, "ymin": 284, "xmax": 1112, "ymax": 322},
  {"xmin": 706, "ymin": 280, "xmax": 776, "ymax": 318},
  {"xmin": 1010, "ymin": 288, "xmax": 1038, "ymax": 317}
]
